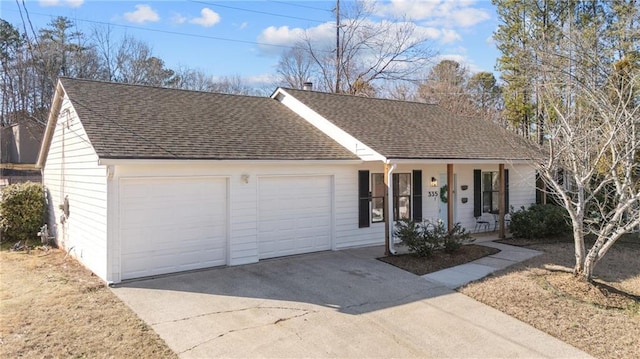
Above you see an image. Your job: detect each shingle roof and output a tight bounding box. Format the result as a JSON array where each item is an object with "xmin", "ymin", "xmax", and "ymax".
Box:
[
  {"xmin": 61, "ymin": 78, "xmax": 357, "ymax": 160},
  {"xmin": 281, "ymin": 88, "xmax": 541, "ymax": 161},
  {"xmin": 59, "ymin": 78, "xmax": 358, "ymax": 160}
]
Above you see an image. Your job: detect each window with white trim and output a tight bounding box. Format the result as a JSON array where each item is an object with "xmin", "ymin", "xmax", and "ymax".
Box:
[
  {"xmin": 482, "ymin": 171, "xmax": 499, "ymax": 213},
  {"xmin": 371, "ymin": 173, "xmax": 411, "ymax": 222}
]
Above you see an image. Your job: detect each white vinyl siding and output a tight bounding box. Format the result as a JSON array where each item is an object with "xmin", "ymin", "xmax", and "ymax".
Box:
[
  {"xmin": 42, "ymin": 97, "xmax": 108, "ymax": 280},
  {"xmin": 45, "ymin": 156, "xmax": 535, "ymax": 283}
]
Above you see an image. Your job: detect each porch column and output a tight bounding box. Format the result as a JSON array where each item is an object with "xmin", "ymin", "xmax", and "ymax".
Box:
[
  {"xmin": 498, "ymin": 163, "xmax": 506, "ymax": 239},
  {"xmin": 447, "ymin": 164, "xmax": 453, "ymax": 232},
  {"xmin": 384, "ymin": 163, "xmax": 397, "ymax": 256}
]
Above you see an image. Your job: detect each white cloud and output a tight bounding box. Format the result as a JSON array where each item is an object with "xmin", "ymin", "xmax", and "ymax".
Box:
[
  {"xmin": 39, "ymin": 0, "xmax": 83, "ymax": 7},
  {"xmin": 379, "ymin": 0, "xmax": 490, "ymax": 28},
  {"xmin": 238, "ymin": 22, "xmax": 249, "ymax": 30},
  {"xmin": 257, "ymin": 24, "xmax": 319, "ymax": 56},
  {"xmin": 485, "ymin": 34, "xmax": 496, "ymax": 46},
  {"xmin": 378, "ymin": 0, "xmax": 440, "ymax": 20},
  {"xmin": 171, "ymin": 12, "xmax": 187, "ymax": 25},
  {"xmin": 245, "ymin": 73, "xmax": 277, "ymax": 86},
  {"xmin": 448, "ymin": 8, "xmax": 491, "ymax": 28},
  {"xmin": 189, "ymin": 8, "xmax": 221, "ymax": 27},
  {"xmin": 411, "ymin": 25, "xmax": 442, "ymax": 41},
  {"xmin": 440, "ymin": 29, "xmax": 462, "ymax": 44},
  {"xmin": 66, "ymin": 0, "xmax": 83, "ymax": 7},
  {"xmin": 257, "ymin": 20, "xmax": 445, "ymax": 57},
  {"xmin": 124, "ymin": 5, "xmax": 159, "ymax": 24}
]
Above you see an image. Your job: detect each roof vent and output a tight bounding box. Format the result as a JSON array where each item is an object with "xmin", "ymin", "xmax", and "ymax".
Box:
[{"xmin": 303, "ymin": 82, "xmax": 313, "ymax": 91}]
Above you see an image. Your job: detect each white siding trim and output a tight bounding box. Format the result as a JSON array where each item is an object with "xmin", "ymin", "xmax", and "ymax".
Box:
[
  {"xmin": 273, "ymin": 88, "xmax": 386, "ymax": 162},
  {"xmin": 389, "ymin": 159, "xmax": 536, "ymax": 165},
  {"xmin": 98, "ymin": 159, "xmax": 363, "ymax": 166},
  {"xmin": 37, "ymin": 81, "xmax": 65, "ymax": 168}
]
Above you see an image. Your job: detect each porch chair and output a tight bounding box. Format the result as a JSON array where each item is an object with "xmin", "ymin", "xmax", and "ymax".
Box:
[{"xmin": 474, "ymin": 213, "xmax": 493, "ymax": 232}]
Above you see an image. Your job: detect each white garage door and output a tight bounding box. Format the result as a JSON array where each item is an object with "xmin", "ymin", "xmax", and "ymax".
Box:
[
  {"xmin": 258, "ymin": 176, "xmax": 333, "ymax": 259},
  {"xmin": 119, "ymin": 177, "xmax": 227, "ymax": 280}
]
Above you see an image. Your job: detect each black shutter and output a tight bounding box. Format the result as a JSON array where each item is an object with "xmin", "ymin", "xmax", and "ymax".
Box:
[
  {"xmin": 358, "ymin": 170, "xmax": 370, "ymax": 228},
  {"xmin": 504, "ymin": 169, "xmax": 510, "ymax": 211},
  {"xmin": 473, "ymin": 169, "xmax": 482, "ymax": 218},
  {"xmin": 412, "ymin": 170, "xmax": 422, "ymax": 221}
]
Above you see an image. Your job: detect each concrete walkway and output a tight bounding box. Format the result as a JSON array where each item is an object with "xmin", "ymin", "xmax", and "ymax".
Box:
[
  {"xmin": 423, "ymin": 241, "xmax": 543, "ymax": 289},
  {"xmin": 112, "ymin": 244, "xmax": 592, "ymax": 358}
]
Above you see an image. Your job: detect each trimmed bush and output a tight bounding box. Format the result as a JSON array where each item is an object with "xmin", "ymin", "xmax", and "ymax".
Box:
[
  {"xmin": 441, "ymin": 223, "xmax": 472, "ymax": 253},
  {"xmin": 509, "ymin": 204, "xmax": 571, "ymax": 239},
  {"xmin": 394, "ymin": 219, "xmax": 474, "ymax": 257},
  {"xmin": 395, "ymin": 219, "xmax": 438, "ymax": 257},
  {"xmin": 0, "ymin": 182, "xmax": 46, "ymax": 243}
]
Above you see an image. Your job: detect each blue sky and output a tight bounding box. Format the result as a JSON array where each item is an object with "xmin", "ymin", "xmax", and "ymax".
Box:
[{"xmin": 1, "ymin": 0, "xmax": 501, "ymax": 85}]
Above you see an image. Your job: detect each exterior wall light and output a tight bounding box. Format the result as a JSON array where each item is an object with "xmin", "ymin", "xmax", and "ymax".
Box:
[{"xmin": 430, "ymin": 177, "xmax": 438, "ymax": 187}]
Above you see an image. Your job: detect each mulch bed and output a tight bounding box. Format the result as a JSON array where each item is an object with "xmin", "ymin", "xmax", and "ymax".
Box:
[{"xmin": 378, "ymin": 244, "xmax": 500, "ymax": 276}]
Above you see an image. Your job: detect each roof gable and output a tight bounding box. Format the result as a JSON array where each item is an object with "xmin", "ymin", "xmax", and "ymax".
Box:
[
  {"xmin": 278, "ymin": 88, "xmax": 541, "ymax": 161},
  {"xmin": 53, "ymin": 78, "xmax": 358, "ymax": 161}
]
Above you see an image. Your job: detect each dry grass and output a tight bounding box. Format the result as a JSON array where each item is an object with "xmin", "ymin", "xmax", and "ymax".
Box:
[
  {"xmin": 460, "ymin": 238, "xmax": 640, "ymax": 359},
  {"xmin": 0, "ymin": 247, "xmax": 177, "ymax": 359},
  {"xmin": 379, "ymin": 244, "xmax": 500, "ymax": 275}
]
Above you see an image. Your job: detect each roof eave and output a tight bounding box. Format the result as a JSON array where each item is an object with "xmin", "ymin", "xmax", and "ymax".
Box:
[
  {"xmin": 98, "ymin": 158, "xmax": 364, "ymax": 166},
  {"xmin": 36, "ymin": 80, "xmax": 65, "ymax": 169},
  {"xmin": 385, "ymin": 158, "xmax": 538, "ymax": 165}
]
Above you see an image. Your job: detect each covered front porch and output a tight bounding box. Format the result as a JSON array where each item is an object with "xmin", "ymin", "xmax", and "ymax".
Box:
[{"xmin": 364, "ymin": 160, "xmax": 523, "ymax": 255}]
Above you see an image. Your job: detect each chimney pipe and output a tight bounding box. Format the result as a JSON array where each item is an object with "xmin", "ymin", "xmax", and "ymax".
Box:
[{"xmin": 303, "ymin": 82, "xmax": 313, "ymax": 91}]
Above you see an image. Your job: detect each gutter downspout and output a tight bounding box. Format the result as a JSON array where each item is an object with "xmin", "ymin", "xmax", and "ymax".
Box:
[{"xmin": 385, "ymin": 162, "xmax": 397, "ymax": 255}]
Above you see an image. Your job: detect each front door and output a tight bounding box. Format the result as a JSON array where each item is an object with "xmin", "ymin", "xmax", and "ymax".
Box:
[{"xmin": 438, "ymin": 173, "xmax": 457, "ymax": 228}]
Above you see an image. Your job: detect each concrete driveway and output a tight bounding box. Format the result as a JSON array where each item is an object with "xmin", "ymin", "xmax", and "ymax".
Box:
[{"xmin": 111, "ymin": 246, "xmax": 591, "ymax": 358}]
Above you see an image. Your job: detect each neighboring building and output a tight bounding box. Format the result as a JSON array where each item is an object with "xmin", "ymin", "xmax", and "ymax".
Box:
[
  {"xmin": 1, "ymin": 121, "xmax": 44, "ymax": 187},
  {"xmin": 38, "ymin": 78, "xmax": 540, "ymax": 284}
]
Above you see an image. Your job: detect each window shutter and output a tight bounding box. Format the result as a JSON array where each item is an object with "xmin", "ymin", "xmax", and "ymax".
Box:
[
  {"xmin": 473, "ymin": 169, "xmax": 482, "ymax": 218},
  {"xmin": 412, "ymin": 170, "xmax": 422, "ymax": 221},
  {"xmin": 505, "ymin": 169, "xmax": 510, "ymax": 211},
  {"xmin": 358, "ymin": 170, "xmax": 370, "ymax": 228}
]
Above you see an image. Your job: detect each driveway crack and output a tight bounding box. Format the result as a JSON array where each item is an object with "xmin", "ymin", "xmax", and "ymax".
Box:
[
  {"xmin": 178, "ymin": 308, "xmax": 315, "ymax": 355},
  {"xmin": 151, "ymin": 305, "xmax": 314, "ymax": 325},
  {"xmin": 341, "ymin": 291, "xmax": 427, "ymax": 311}
]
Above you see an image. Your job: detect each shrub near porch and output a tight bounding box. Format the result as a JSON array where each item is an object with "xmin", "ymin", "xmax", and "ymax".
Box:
[{"xmin": 380, "ymin": 219, "xmax": 499, "ymax": 276}]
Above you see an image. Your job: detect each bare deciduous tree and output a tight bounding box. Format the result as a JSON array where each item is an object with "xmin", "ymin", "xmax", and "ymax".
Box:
[
  {"xmin": 384, "ymin": 82, "xmax": 417, "ymax": 101},
  {"xmin": 114, "ymin": 35, "xmax": 175, "ymax": 86},
  {"xmin": 276, "ymin": 0, "xmax": 435, "ymax": 95},
  {"xmin": 534, "ymin": 19, "xmax": 639, "ymax": 281},
  {"xmin": 418, "ymin": 59, "xmax": 470, "ymax": 112},
  {"xmin": 209, "ymin": 74, "xmax": 255, "ymax": 95},
  {"xmin": 276, "ymin": 46, "xmax": 314, "ymax": 89}
]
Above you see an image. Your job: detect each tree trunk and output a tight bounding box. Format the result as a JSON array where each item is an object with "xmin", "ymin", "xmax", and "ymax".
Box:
[
  {"xmin": 581, "ymin": 234, "xmax": 605, "ymax": 281},
  {"xmin": 572, "ymin": 222, "xmax": 586, "ymax": 276},
  {"xmin": 582, "ymin": 253, "xmax": 595, "ymax": 281}
]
